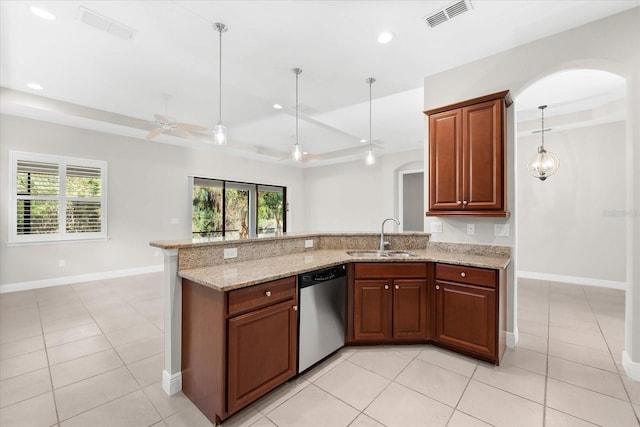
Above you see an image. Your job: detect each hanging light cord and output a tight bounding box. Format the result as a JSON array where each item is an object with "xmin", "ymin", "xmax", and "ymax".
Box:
[
  {"xmin": 295, "ymin": 71, "xmax": 299, "ymax": 147},
  {"xmin": 368, "ymin": 80, "xmax": 372, "ymax": 148},
  {"xmin": 218, "ymin": 26, "xmax": 223, "ymax": 124},
  {"xmin": 539, "ymin": 105, "xmax": 547, "ymax": 151}
]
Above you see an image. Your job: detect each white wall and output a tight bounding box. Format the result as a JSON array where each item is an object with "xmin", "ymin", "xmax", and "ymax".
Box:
[
  {"xmin": 0, "ymin": 115, "xmax": 304, "ymax": 287},
  {"xmin": 302, "ymin": 149, "xmax": 423, "ymax": 232},
  {"xmin": 422, "ymin": 7, "xmax": 640, "ymax": 374},
  {"xmin": 518, "ymin": 120, "xmax": 627, "ymax": 285}
]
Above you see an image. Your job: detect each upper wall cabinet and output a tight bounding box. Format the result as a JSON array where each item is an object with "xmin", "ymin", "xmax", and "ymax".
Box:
[{"xmin": 424, "ymin": 90, "xmax": 512, "ymax": 217}]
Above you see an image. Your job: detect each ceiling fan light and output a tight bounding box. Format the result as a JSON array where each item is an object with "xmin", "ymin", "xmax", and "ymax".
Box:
[
  {"xmin": 292, "ymin": 143, "xmax": 303, "ymax": 161},
  {"xmin": 365, "ymin": 147, "xmax": 376, "ymax": 165},
  {"xmin": 213, "ymin": 123, "xmax": 227, "ymax": 145}
]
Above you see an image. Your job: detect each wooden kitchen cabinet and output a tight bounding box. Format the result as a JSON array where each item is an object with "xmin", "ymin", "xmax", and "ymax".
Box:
[
  {"xmin": 182, "ymin": 277, "xmax": 297, "ymax": 425},
  {"xmin": 432, "ymin": 263, "xmax": 506, "ymax": 364},
  {"xmin": 424, "ymin": 90, "xmax": 512, "ymax": 217},
  {"xmin": 349, "ymin": 263, "xmax": 427, "ymax": 343}
]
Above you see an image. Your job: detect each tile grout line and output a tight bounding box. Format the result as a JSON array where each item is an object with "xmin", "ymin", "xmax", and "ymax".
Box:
[{"xmin": 34, "ymin": 289, "xmax": 62, "ymax": 427}]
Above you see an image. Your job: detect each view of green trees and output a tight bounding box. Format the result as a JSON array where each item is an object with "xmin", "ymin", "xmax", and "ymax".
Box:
[{"xmin": 192, "ymin": 179, "xmax": 284, "ymax": 238}]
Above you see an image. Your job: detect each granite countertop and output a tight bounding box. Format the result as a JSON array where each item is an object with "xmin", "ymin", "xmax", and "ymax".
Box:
[{"xmin": 179, "ymin": 249, "xmax": 511, "ymax": 291}]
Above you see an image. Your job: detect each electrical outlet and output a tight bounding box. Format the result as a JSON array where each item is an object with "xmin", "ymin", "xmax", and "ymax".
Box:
[
  {"xmin": 494, "ymin": 224, "xmax": 510, "ymax": 237},
  {"xmin": 430, "ymin": 221, "xmax": 443, "ymax": 233},
  {"xmin": 304, "ymin": 239, "xmax": 314, "ymax": 248},
  {"xmin": 223, "ymin": 248, "xmax": 238, "ymax": 259},
  {"xmin": 170, "ymin": 218, "xmax": 180, "ymax": 225},
  {"xmin": 154, "ymin": 249, "xmax": 161, "ymax": 257},
  {"xmin": 58, "ymin": 259, "xmax": 66, "ymax": 267},
  {"xmin": 466, "ymin": 224, "xmax": 475, "ymax": 235}
]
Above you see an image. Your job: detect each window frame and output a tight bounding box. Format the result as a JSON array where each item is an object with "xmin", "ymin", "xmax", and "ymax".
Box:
[
  {"xmin": 8, "ymin": 151, "xmax": 108, "ymax": 244},
  {"xmin": 191, "ymin": 176, "xmax": 286, "ymax": 239}
]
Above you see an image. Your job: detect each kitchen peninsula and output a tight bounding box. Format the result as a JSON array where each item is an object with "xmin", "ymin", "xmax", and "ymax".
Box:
[{"xmin": 150, "ymin": 232, "xmax": 510, "ymax": 425}]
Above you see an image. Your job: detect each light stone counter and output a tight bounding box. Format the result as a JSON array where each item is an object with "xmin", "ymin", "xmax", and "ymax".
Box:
[{"xmin": 179, "ymin": 248, "xmax": 511, "ymax": 292}]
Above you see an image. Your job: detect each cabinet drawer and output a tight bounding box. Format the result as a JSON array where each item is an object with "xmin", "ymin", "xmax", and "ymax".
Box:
[
  {"xmin": 435, "ymin": 263, "xmax": 496, "ymax": 288},
  {"xmin": 228, "ymin": 277, "xmax": 296, "ymax": 317},
  {"xmin": 354, "ymin": 263, "xmax": 426, "ymax": 279}
]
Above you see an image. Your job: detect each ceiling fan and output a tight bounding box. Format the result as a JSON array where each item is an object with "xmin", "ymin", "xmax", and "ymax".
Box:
[{"xmin": 147, "ymin": 95, "xmax": 207, "ymax": 140}]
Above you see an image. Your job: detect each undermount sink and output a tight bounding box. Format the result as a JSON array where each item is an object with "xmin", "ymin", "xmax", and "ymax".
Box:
[{"xmin": 346, "ymin": 250, "xmax": 415, "ymax": 258}]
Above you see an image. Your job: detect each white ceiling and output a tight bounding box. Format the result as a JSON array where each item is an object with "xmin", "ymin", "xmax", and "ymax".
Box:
[{"xmin": 1, "ymin": 1, "xmax": 637, "ymax": 166}]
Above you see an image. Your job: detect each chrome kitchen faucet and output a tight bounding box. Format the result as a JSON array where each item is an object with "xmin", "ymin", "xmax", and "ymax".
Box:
[{"xmin": 380, "ymin": 217, "xmax": 400, "ymax": 251}]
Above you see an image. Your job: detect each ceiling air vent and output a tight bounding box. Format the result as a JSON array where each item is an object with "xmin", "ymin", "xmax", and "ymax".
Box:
[
  {"xmin": 76, "ymin": 6, "xmax": 136, "ymax": 40},
  {"xmin": 423, "ymin": 0, "xmax": 473, "ymax": 28}
]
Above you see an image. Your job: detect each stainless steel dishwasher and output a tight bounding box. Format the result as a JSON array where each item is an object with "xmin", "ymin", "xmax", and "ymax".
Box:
[{"xmin": 297, "ymin": 264, "xmax": 346, "ymax": 373}]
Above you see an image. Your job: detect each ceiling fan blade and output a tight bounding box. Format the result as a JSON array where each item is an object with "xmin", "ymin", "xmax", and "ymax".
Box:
[
  {"xmin": 173, "ymin": 128, "xmax": 195, "ymax": 139},
  {"xmin": 154, "ymin": 113, "xmax": 170, "ymax": 123},
  {"xmin": 146, "ymin": 127, "xmax": 164, "ymax": 139},
  {"xmin": 176, "ymin": 122, "xmax": 207, "ymax": 131}
]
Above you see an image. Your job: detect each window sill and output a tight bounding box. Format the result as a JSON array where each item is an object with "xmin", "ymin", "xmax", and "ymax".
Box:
[{"xmin": 6, "ymin": 237, "xmax": 111, "ymax": 247}]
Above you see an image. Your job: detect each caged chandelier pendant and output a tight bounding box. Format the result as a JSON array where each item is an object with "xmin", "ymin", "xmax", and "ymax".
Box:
[
  {"xmin": 213, "ymin": 22, "xmax": 228, "ymax": 145},
  {"xmin": 527, "ymin": 105, "xmax": 559, "ymax": 181}
]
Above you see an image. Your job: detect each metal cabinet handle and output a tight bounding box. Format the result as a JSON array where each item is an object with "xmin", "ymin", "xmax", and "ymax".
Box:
[
  {"xmin": 394, "ymin": 284, "xmax": 399, "ymax": 290},
  {"xmin": 384, "ymin": 285, "xmax": 389, "ymax": 290},
  {"xmin": 460, "ymin": 272, "xmax": 466, "ymax": 278},
  {"xmin": 293, "ymin": 305, "xmax": 297, "ymax": 311},
  {"xmin": 265, "ymin": 291, "xmax": 271, "ymax": 297},
  {"xmin": 435, "ymin": 285, "xmax": 440, "ymax": 290}
]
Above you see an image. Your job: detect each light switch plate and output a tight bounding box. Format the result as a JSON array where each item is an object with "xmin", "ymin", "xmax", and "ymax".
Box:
[
  {"xmin": 304, "ymin": 239, "xmax": 314, "ymax": 248},
  {"xmin": 494, "ymin": 224, "xmax": 510, "ymax": 237},
  {"xmin": 170, "ymin": 218, "xmax": 180, "ymax": 225},
  {"xmin": 430, "ymin": 221, "xmax": 443, "ymax": 233},
  {"xmin": 223, "ymin": 248, "xmax": 238, "ymax": 259},
  {"xmin": 466, "ymin": 224, "xmax": 475, "ymax": 235}
]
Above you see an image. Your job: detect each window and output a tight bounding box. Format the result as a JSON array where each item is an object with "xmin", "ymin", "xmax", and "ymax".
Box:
[
  {"xmin": 9, "ymin": 151, "xmax": 107, "ymax": 243},
  {"xmin": 192, "ymin": 177, "xmax": 285, "ymax": 239}
]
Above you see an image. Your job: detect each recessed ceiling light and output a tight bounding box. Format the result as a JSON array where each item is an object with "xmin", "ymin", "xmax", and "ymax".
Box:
[
  {"xmin": 29, "ymin": 6, "xmax": 56, "ymax": 20},
  {"xmin": 377, "ymin": 32, "xmax": 393, "ymax": 44},
  {"xmin": 360, "ymin": 139, "xmax": 367, "ymax": 143},
  {"xmin": 27, "ymin": 82, "xmax": 43, "ymax": 90},
  {"xmin": 273, "ymin": 104, "xmax": 283, "ymax": 110}
]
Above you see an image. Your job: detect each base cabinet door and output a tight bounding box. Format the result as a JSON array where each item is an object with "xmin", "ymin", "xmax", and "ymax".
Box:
[
  {"xmin": 434, "ymin": 281, "xmax": 496, "ymax": 359},
  {"xmin": 393, "ymin": 279, "xmax": 427, "ymax": 340},
  {"xmin": 227, "ymin": 299, "xmax": 297, "ymax": 414},
  {"xmin": 353, "ymin": 279, "xmax": 392, "ymax": 341}
]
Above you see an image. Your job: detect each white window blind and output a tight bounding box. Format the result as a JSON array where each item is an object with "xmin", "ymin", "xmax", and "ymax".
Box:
[{"xmin": 10, "ymin": 151, "xmax": 107, "ymax": 243}]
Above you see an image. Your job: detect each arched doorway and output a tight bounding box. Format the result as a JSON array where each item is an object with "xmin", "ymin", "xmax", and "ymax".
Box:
[{"xmin": 514, "ymin": 68, "xmax": 629, "ymax": 372}]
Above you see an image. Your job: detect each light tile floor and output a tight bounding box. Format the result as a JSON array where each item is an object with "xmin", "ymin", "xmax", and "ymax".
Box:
[{"xmin": 1, "ymin": 274, "xmax": 639, "ymax": 427}]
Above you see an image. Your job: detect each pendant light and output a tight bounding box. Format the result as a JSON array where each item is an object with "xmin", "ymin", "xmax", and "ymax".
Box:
[
  {"xmin": 292, "ymin": 68, "xmax": 303, "ymax": 162},
  {"xmin": 527, "ymin": 105, "xmax": 559, "ymax": 181},
  {"xmin": 365, "ymin": 77, "xmax": 376, "ymax": 166},
  {"xmin": 213, "ymin": 23, "xmax": 228, "ymax": 145}
]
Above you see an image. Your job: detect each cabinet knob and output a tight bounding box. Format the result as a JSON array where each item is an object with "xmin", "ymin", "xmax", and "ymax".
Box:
[
  {"xmin": 395, "ymin": 284, "xmax": 399, "ymax": 290},
  {"xmin": 384, "ymin": 285, "xmax": 389, "ymax": 290},
  {"xmin": 435, "ymin": 285, "xmax": 440, "ymax": 290},
  {"xmin": 292, "ymin": 305, "xmax": 297, "ymax": 311},
  {"xmin": 265, "ymin": 291, "xmax": 272, "ymax": 297},
  {"xmin": 462, "ymin": 200, "xmax": 468, "ymax": 206},
  {"xmin": 457, "ymin": 200, "xmax": 462, "ymax": 205},
  {"xmin": 460, "ymin": 272, "xmax": 466, "ymax": 278}
]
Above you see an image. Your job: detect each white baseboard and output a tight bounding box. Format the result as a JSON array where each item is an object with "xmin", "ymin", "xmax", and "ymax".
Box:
[
  {"xmin": 0, "ymin": 264, "xmax": 163, "ymax": 294},
  {"xmin": 517, "ymin": 271, "xmax": 627, "ymax": 290},
  {"xmin": 162, "ymin": 370, "xmax": 182, "ymax": 396},
  {"xmin": 622, "ymin": 350, "xmax": 640, "ymax": 381}
]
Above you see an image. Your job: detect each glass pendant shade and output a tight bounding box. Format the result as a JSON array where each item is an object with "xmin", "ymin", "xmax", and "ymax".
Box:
[
  {"xmin": 213, "ymin": 123, "xmax": 227, "ymax": 145},
  {"xmin": 365, "ymin": 147, "xmax": 375, "ymax": 165},
  {"xmin": 292, "ymin": 143, "xmax": 303, "ymax": 161},
  {"xmin": 527, "ymin": 147, "xmax": 559, "ymax": 181}
]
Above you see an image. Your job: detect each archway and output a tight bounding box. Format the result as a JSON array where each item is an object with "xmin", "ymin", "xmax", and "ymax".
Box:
[{"xmin": 514, "ymin": 68, "xmax": 628, "ymax": 368}]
